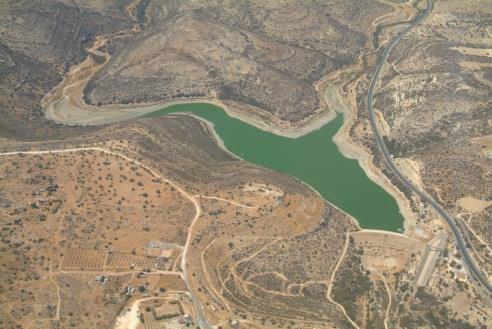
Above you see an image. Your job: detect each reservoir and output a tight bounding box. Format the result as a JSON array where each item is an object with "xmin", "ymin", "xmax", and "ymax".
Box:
[{"xmin": 146, "ymin": 103, "xmax": 404, "ymax": 232}]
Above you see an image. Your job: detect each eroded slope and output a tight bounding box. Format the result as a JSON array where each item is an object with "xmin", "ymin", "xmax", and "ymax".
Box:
[
  {"xmin": 0, "ymin": 0, "xmax": 131, "ymax": 139},
  {"xmin": 348, "ymin": 0, "xmax": 491, "ymax": 277},
  {"xmin": 0, "ymin": 115, "xmax": 359, "ymax": 328},
  {"xmin": 84, "ymin": 0, "xmax": 391, "ymax": 124}
]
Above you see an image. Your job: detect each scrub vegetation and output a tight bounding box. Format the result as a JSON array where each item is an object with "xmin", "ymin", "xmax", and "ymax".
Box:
[{"xmin": 0, "ymin": 0, "xmax": 490, "ymax": 328}]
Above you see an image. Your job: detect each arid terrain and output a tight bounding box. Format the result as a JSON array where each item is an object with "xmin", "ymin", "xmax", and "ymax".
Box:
[
  {"xmin": 0, "ymin": 0, "xmax": 132, "ymax": 139},
  {"xmin": 2, "ymin": 116, "xmax": 488, "ymax": 329},
  {"xmin": 0, "ymin": 118, "xmax": 362, "ymax": 328},
  {"xmin": 0, "ymin": 0, "xmax": 491, "ymax": 328},
  {"xmin": 83, "ymin": 0, "xmax": 389, "ymax": 125},
  {"xmin": 343, "ymin": 0, "xmax": 492, "ymax": 287}
]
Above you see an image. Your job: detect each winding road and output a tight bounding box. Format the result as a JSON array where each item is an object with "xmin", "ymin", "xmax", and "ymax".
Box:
[
  {"xmin": 366, "ymin": 0, "xmax": 491, "ymax": 293},
  {"xmin": 4, "ymin": 2, "xmax": 487, "ymax": 328}
]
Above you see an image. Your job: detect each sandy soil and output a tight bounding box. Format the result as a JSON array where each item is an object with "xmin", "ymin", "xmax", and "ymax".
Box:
[
  {"xmin": 352, "ymin": 229, "xmax": 425, "ymax": 275},
  {"xmin": 113, "ymin": 299, "xmax": 142, "ymax": 329},
  {"xmin": 457, "ymin": 61, "xmax": 492, "ymax": 70},
  {"xmin": 450, "ymin": 46, "xmax": 492, "ymax": 58},
  {"xmin": 394, "ymin": 158, "xmax": 423, "ymax": 188},
  {"xmin": 458, "ymin": 196, "xmax": 492, "ymax": 213},
  {"xmin": 471, "ymin": 134, "xmax": 492, "ymax": 158},
  {"xmin": 374, "ymin": 108, "xmax": 391, "ymax": 136}
]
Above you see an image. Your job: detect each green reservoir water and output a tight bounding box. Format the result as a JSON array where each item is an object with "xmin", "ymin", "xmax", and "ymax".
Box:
[{"xmin": 146, "ymin": 103, "xmax": 404, "ymax": 232}]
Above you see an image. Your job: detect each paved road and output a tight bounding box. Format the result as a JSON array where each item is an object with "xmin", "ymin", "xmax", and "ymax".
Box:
[{"xmin": 366, "ymin": 0, "xmax": 491, "ymax": 293}]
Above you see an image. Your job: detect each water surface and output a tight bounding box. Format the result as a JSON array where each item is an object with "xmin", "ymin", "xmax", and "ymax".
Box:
[{"xmin": 146, "ymin": 103, "xmax": 404, "ymax": 231}]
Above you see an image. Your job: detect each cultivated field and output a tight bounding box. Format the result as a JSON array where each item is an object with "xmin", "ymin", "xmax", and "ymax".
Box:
[{"xmin": 0, "ymin": 149, "xmax": 193, "ymax": 328}]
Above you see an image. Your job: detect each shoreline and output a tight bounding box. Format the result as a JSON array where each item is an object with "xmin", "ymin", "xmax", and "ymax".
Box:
[
  {"xmin": 43, "ymin": 77, "xmax": 417, "ymax": 235},
  {"xmin": 147, "ymin": 99, "xmax": 412, "ymax": 233},
  {"xmin": 44, "ymin": 93, "xmax": 338, "ymax": 139},
  {"xmin": 40, "ymin": 28, "xmax": 417, "ymax": 235},
  {"xmin": 323, "ymin": 83, "xmax": 417, "ymax": 233},
  {"xmin": 167, "ymin": 113, "xmax": 364, "ymax": 232},
  {"xmin": 41, "ymin": 31, "xmax": 337, "ymax": 139}
]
